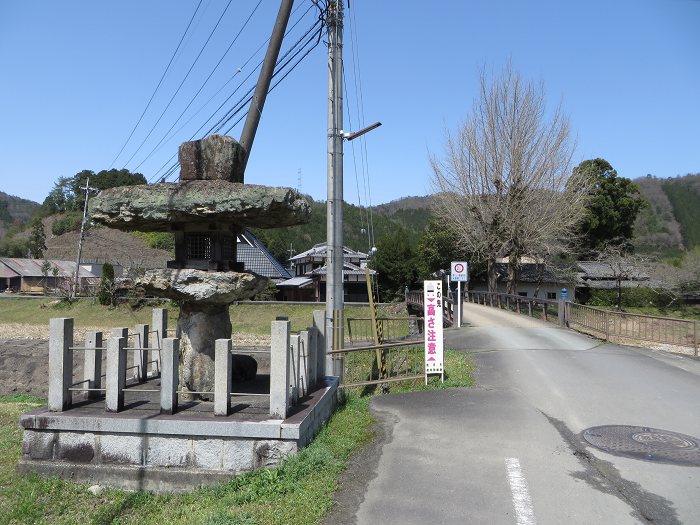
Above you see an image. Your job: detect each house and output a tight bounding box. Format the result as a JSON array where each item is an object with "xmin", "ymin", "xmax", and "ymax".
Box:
[
  {"xmin": 469, "ymin": 262, "xmax": 573, "ymax": 299},
  {"xmin": 574, "ymin": 261, "xmax": 661, "ymax": 302},
  {"xmin": 0, "ymin": 258, "xmax": 98, "ymax": 294},
  {"xmin": 277, "ymin": 243, "xmax": 376, "ymax": 302}
]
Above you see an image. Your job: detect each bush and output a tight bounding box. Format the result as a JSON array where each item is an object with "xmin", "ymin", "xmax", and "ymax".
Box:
[
  {"xmin": 587, "ymin": 287, "xmax": 675, "ymax": 308},
  {"xmin": 98, "ymin": 263, "xmax": 115, "ymax": 306},
  {"xmin": 51, "ymin": 212, "xmax": 83, "ymax": 236}
]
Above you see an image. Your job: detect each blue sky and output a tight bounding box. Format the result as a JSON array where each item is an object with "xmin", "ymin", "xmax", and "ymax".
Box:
[{"xmin": 0, "ymin": 0, "xmax": 698, "ymax": 208}]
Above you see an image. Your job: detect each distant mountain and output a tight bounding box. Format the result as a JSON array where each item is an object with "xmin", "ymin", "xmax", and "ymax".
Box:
[
  {"xmin": 0, "ymin": 191, "xmax": 40, "ymax": 240},
  {"xmin": 633, "ymin": 173, "xmax": 700, "ymax": 253}
]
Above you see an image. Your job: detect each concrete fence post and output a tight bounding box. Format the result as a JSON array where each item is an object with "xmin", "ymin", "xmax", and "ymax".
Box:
[
  {"xmin": 160, "ymin": 338, "xmax": 179, "ymax": 414},
  {"xmin": 313, "ymin": 310, "xmax": 326, "ymax": 383},
  {"xmin": 134, "ymin": 323, "xmax": 149, "ymax": 383},
  {"xmin": 48, "ymin": 317, "xmax": 74, "ymax": 412},
  {"xmin": 307, "ymin": 326, "xmax": 318, "ymax": 389},
  {"xmin": 558, "ymin": 299, "xmax": 565, "ymax": 327},
  {"xmin": 83, "ymin": 330, "xmax": 103, "ymax": 400},
  {"xmin": 214, "ymin": 339, "xmax": 232, "ymax": 416},
  {"xmin": 105, "ymin": 336, "xmax": 126, "ymax": 413},
  {"xmin": 151, "ymin": 308, "xmax": 168, "ymax": 376},
  {"xmin": 299, "ymin": 330, "xmax": 310, "ymax": 397},
  {"xmin": 290, "ymin": 333, "xmax": 301, "ymax": 404},
  {"xmin": 270, "ymin": 320, "xmax": 291, "ymax": 419}
]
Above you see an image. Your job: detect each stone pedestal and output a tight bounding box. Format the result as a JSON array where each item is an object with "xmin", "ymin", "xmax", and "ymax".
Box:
[{"xmin": 177, "ymin": 303, "xmax": 231, "ymax": 398}]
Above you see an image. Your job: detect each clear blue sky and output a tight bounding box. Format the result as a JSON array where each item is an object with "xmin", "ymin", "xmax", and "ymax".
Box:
[{"xmin": 0, "ymin": 0, "xmax": 698, "ymax": 208}]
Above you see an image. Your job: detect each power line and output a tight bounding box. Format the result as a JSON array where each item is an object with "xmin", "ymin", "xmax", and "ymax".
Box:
[
  {"xmin": 108, "ymin": 0, "xmax": 204, "ymax": 169},
  {"xmin": 145, "ymin": 3, "xmax": 321, "ymax": 183},
  {"xmin": 131, "ymin": 0, "xmax": 264, "ymax": 172},
  {"xmin": 120, "ymin": 0, "xmax": 236, "ymax": 169}
]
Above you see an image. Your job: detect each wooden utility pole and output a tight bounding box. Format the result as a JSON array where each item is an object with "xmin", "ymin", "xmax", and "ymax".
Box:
[
  {"xmin": 72, "ymin": 177, "xmax": 95, "ymax": 300},
  {"xmin": 239, "ymin": 0, "xmax": 294, "ymax": 175}
]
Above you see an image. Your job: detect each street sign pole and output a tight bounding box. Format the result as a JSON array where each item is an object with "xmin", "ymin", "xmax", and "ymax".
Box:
[{"xmin": 457, "ymin": 280, "xmax": 461, "ymax": 328}]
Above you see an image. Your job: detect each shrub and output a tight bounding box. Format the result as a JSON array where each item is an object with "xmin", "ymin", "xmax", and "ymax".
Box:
[{"xmin": 587, "ymin": 287, "xmax": 675, "ymax": 308}]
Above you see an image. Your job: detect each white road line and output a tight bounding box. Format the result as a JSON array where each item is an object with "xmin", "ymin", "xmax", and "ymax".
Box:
[{"xmin": 505, "ymin": 457, "xmax": 536, "ymax": 525}]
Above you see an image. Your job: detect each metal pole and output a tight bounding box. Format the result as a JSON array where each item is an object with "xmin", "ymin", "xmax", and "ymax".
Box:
[
  {"xmin": 326, "ymin": 0, "xmax": 344, "ymax": 354},
  {"xmin": 72, "ymin": 176, "xmax": 92, "ymax": 300},
  {"xmin": 238, "ymin": 0, "xmax": 294, "ymax": 175},
  {"xmin": 457, "ymin": 281, "xmax": 461, "ymax": 328}
]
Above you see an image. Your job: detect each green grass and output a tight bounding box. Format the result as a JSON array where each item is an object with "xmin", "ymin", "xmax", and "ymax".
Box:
[
  {"xmin": 622, "ymin": 306, "xmax": 700, "ymax": 321},
  {"xmin": 0, "ymin": 352, "xmax": 475, "ymax": 525},
  {"xmin": 0, "ymin": 298, "xmax": 396, "ymax": 336}
]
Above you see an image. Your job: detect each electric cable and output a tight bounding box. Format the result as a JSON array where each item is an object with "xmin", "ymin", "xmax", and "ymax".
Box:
[
  {"xmin": 108, "ymin": 0, "xmax": 204, "ymax": 169},
  {"xmin": 120, "ymin": 0, "xmax": 236, "ymax": 169}
]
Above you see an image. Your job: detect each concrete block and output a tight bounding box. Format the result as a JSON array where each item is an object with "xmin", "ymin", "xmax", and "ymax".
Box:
[
  {"xmin": 214, "ymin": 339, "xmax": 232, "ymax": 416},
  {"xmin": 222, "ymin": 439, "xmax": 256, "ymax": 471},
  {"xmin": 192, "ymin": 438, "xmax": 223, "ymax": 470},
  {"xmin": 270, "ymin": 320, "xmax": 290, "ymax": 418},
  {"xmin": 299, "ymin": 330, "xmax": 310, "ymax": 398},
  {"xmin": 151, "ymin": 308, "xmax": 168, "ymax": 376},
  {"xmin": 83, "ymin": 331, "xmax": 103, "ymax": 400},
  {"xmin": 134, "ymin": 323, "xmax": 149, "ymax": 382},
  {"xmin": 307, "ymin": 326, "xmax": 317, "ymax": 389},
  {"xmin": 313, "ymin": 310, "xmax": 326, "ymax": 381},
  {"xmin": 56, "ymin": 432, "xmax": 96, "ymax": 463},
  {"xmin": 146, "ymin": 436, "xmax": 191, "ymax": 467},
  {"xmin": 254, "ymin": 440, "xmax": 297, "ymax": 468},
  {"xmin": 22, "ymin": 430, "xmax": 56, "ymax": 460},
  {"xmin": 160, "ymin": 338, "xmax": 179, "ymax": 414},
  {"xmin": 105, "ymin": 336, "xmax": 126, "ymax": 412},
  {"xmin": 290, "ymin": 334, "xmax": 300, "ymax": 404},
  {"xmin": 48, "ymin": 317, "xmax": 73, "ymax": 411},
  {"xmin": 100, "ymin": 434, "xmax": 144, "ymax": 465}
]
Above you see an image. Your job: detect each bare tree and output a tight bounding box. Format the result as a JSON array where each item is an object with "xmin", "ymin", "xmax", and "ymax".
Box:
[{"xmin": 431, "ymin": 64, "xmax": 590, "ymax": 292}]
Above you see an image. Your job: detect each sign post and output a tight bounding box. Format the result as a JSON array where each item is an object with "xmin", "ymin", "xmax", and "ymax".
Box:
[
  {"xmin": 450, "ymin": 261, "xmax": 468, "ymax": 328},
  {"xmin": 424, "ymin": 280, "xmax": 444, "ymax": 384}
]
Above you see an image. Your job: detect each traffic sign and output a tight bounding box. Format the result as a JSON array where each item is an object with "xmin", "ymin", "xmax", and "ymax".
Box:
[{"xmin": 451, "ymin": 261, "xmax": 468, "ymax": 282}]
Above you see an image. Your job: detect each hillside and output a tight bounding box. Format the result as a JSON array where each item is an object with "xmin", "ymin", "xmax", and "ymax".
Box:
[
  {"xmin": 253, "ymin": 196, "xmax": 434, "ymax": 264},
  {"xmin": 0, "ymin": 191, "xmax": 40, "ymax": 240},
  {"xmin": 633, "ymin": 174, "xmax": 700, "ymax": 252}
]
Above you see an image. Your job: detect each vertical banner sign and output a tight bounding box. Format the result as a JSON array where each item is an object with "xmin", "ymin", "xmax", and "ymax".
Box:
[{"xmin": 424, "ymin": 280, "xmax": 444, "ymax": 383}]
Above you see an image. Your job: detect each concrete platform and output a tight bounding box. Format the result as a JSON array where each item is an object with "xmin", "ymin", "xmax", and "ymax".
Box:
[{"xmin": 18, "ymin": 376, "xmax": 338, "ymax": 492}]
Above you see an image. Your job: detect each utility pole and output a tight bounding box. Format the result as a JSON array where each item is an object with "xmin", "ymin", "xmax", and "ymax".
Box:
[
  {"xmin": 326, "ymin": 0, "xmax": 344, "ymax": 363},
  {"xmin": 239, "ymin": 0, "xmax": 294, "ymax": 175},
  {"xmin": 72, "ymin": 177, "xmax": 95, "ymax": 300}
]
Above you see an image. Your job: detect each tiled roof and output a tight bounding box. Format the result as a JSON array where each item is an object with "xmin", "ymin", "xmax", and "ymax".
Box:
[
  {"xmin": 290, "ymin": 243, "xmax": 368, "ymax": 262},
  {"xmin": 277, "ymin": 276, "xmax": 314, "ymax": 287},
  {"xmin": 576, "ymin": 261, "xmax": 648, "ymax": 280},
  {"xmin": 236, "ymin": 230, "xmax": 291, "ymax": 281},
  {"xmin": 309, "ymin": 261, "xmax": 376, "ymax": 277}
]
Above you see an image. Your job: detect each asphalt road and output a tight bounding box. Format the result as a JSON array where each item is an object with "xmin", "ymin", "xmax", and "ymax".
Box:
[{"xmin": 327, "ymin": 303, "xmax": 700, "ymax": 525}]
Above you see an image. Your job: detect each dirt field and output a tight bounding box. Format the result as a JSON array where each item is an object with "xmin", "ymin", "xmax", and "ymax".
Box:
[{"xmin": 0, "ymin": 339, "xmax": 52, "ymax": 397}]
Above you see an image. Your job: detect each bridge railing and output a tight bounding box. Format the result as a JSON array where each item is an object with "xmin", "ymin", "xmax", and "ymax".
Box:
[
  {"xmin": 466, "ymin": 291, "xmax": 561, "ymax": 324},
  {"xmin": 465, "ymin": 291, "xmax": 698, "ymax": 355},
  {"xmin": 406, "ymin": 290, "xmax": 455, "ymax": 326}
]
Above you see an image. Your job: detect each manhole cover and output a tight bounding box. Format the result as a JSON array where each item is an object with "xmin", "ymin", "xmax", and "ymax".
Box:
[{"xmin": 582, "ymin": 425, "xmax": 700, "ymax": 466}]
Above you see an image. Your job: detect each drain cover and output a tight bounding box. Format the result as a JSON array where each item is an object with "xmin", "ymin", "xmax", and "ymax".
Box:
[{"xmin": 582, "ymin": 425, "xmax": 700, "ymax": 466}]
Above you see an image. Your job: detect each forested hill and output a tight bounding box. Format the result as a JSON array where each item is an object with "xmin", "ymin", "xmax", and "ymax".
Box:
[
  {"xmin": 253, "ymin": 196, "xmax": 433, "ymax": 264},
  {"xmin": 0, "ymin": 191, "xmax": 40, "ymax": 240},
  {"xmin": 633, "ymin": 173, "xmax": 700, "ymax": 252}
]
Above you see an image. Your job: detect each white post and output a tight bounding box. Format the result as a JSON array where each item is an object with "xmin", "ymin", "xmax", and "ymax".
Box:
[
  {"xmin": 457, "ymin": 281, "xmax": 462, "ymax": 328},
  {"xmin": 83, "ymin": 330, "xmax": 103, "ymax": 400},
  {"xmin": 105, "ymin": 336, "xmax": 126, "ymax": 413},
  {"xmin": 214, "ymin": 339, "xmax": 232, "ymax": 417},
  {"xmin": 160, "ymin": 338, "xmax": 179, "ymax": 414},
  {"xmin": 270, "ymin": 320, "xmax": 291, "ymax": 419}
]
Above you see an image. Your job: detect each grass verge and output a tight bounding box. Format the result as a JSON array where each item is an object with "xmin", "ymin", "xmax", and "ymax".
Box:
[{"xmin": 0, "ymin": 351, "xmax": 473, "ymax": 525}]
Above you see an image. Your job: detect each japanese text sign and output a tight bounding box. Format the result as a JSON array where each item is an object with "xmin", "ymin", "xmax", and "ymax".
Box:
[
  {"xmin": 451, "ymin": 261, "xmax": 468, "ymax": 282},
  {"xmin": 423, "ymin": 280, "xmax": 444, "ymax": 376}
]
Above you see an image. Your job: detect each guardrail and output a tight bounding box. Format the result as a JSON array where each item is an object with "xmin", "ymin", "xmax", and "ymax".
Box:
[
  {"xmin": 346, "ymin": 316, "xmax": 423, "ymax": 343},
  {"xmin": 328, "ymin": 339, "xmax": 424, "ymax": 388},
  {"xmin": 568, "ymin": 303, "xmax": 698, "ymax": 355},
  {"xmin": 464, "ymin": 291, "xmax": 698, "ymax": 355},
  {"xmin": 466, "ymin": 291, "xmax": 561, "ymax": 323},
  {"xmin": 406, "ymin": 291, "xmax": 455, "ymax": 325}
]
